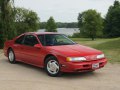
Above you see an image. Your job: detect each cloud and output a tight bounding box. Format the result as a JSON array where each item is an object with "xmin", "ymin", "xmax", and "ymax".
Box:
[{"xmin": 15, "ymin": 0, "xmax": 114, "ymax": 22}]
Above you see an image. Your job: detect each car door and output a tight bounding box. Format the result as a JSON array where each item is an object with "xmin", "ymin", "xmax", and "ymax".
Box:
[
  {"xmin": 21, "ymin": 34, "xmax": 42, "ymax": 65},
  {"xmin": 13, "ymin": 35, "xmax": 26, "ymax": 61}
]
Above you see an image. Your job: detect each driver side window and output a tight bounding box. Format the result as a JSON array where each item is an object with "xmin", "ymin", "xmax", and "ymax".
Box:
[{"xmin": 23, "ymin": 35, "xmax": 39, "ymax": 46}]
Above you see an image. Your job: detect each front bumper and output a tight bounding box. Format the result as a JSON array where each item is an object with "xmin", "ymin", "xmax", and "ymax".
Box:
[{"xmin": 61, "ymin": 58, "xmax": 107, "ymax": 72}]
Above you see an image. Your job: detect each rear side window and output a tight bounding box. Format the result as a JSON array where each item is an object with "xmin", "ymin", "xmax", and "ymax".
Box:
[
  {"xmin": 15, "ymin": 35, "xmax": 25, "ymax": 44},
  {"xmin": 23, "ymin": 35, "xmax": 39, "ymax": 46}
]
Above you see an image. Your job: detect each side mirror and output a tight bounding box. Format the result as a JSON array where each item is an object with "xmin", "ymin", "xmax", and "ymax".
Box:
[{"xmin": 34, "ymin": 44, "xmax": 42, "ymax": 49}]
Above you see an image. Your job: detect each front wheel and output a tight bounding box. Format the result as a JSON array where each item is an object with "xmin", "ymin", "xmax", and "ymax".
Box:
[
  {"xmin": 45, "ymin": 56, "xmax": 62, "ymax": 77},
  {"xmin": 8, "ymin": 49, "xmax": 16, "ymax": 64}
]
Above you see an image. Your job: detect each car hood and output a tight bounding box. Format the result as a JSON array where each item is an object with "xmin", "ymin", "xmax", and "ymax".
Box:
[{"xmin": 46, "ymin": 44, "xmax": 102, "ymax": 57}]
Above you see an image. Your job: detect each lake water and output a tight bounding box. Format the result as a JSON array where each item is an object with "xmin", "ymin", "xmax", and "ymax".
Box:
[{"xmin": 38, "ymin": 28, "xmax": 79, "ymax": 36}]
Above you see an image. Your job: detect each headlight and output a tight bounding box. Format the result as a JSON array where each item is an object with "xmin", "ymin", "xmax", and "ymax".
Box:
[
  {"xmin": 66, "ymin": 57, "xmax": 86, "ymax": 62},
  {"xmin": 97, "ymin": 54, "xmax": 105, "ymax": 59}
]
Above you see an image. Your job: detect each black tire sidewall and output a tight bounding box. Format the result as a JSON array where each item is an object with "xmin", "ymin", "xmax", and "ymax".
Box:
[
  {"xmin": 45, "ymin": 56, "xmax": 61, "ymax": 77},
  {"xmin": 8, "ymin": 49, "xmax": 16, "ymax": 64}
]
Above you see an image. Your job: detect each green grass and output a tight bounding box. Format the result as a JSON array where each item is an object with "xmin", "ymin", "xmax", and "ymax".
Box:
[{"xmin": 71, "ymin": 38, "xmax": 120, "ymax": 63}]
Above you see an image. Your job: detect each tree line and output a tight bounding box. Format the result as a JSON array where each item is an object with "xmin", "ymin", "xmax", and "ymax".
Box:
[
  {"xmin": 43, "ymin": 0, "xmax": 120, "ymax": 40},
  {"xmin": 77, "ymin": 0, "xmax": 120, "ymax": 40},
  {"xmin": 40, "ymin": 22, "xmax": 78, "ymax": 29}
]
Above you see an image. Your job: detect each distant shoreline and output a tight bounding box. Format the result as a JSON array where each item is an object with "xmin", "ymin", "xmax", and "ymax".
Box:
[{"xmin": 38, "ymin": 28, "xmax": 79, "ymax": 36}]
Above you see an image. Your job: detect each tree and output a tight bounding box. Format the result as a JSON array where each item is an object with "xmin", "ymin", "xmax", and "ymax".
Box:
[
  {"xmin": 14, "ymin": 7, "xmax": 40, "ymax": 35},
  {"xmin": 45, "ymin": 16, "xmax": 57, "ymax": 32},
  {"xmin": 0, "ymin": 1, "xmax": 40, "ymax": 48},
  {"xmin": 78, "ymin": 9, "xmax": 103, "ymax": 40},
  {"xmin": 104, "ymin": 0, "xmax": 120, "ymax": 38},
  {"xmin": 0, "ymin": 13, "xmax": 3, "ymax": 48},
  {"xmin": 0, "ymin": 0, "xmax": 15, "ymax": 48},
  {"xmin": 56, "ymin": 22, "xmax": 78, "ymax": 28},
  {"xmin": 40, "ymin": 22, "xmax": 46, "ymax": 29}
]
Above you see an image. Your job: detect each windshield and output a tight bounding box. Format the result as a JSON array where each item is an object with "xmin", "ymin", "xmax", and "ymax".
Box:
[{"xmin": 37, "ymin": 34, "xmax": 76, "ymax": 46}]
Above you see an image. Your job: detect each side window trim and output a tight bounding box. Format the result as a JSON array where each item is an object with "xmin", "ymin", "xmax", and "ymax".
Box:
[
  {"xmin": 37, "ymin": 34, "xmax": 45, "ymax": 46},
  {"xmin": 21, "ymin": 35, "xmax": 26, "ymax": 45},
  {"xmin": 22, "ymin": 35, "xmax": 26, "ymax": 45}
]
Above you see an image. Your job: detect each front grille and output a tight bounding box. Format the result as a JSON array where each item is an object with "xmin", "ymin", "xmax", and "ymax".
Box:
[
  {"xmin": 85, "ymin": 55, "xmax": 97, "ymax": 61},
  {"xmin": 83, "ymin": 64, "xmax": 90, "ymax": 67}
]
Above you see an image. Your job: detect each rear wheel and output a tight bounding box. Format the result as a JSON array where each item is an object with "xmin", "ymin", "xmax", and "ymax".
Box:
[
  {"xmin": 45, "ymin": 56, "xmax": 62, "ymax": 77},
  {"xmin": 8, "ymin": 49, "xmax": 16, "ymax": 64}
]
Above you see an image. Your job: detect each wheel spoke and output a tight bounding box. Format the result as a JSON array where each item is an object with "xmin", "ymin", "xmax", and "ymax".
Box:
[
  {"xmin": 53, "ymin": 62, "xmax": 59, "ymax": 69},
  {"xmin": 47, "ymin": 60, "xmax": 59, "ymax": 75}
]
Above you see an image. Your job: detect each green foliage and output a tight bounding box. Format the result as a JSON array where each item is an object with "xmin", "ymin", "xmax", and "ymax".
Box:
[
  {"xmin": 14, "ymin": 7, "xmax": 40, "ymax": 35},
  {"xmin": 45, "ymin": 17, "xmax": 57, "ymax": 32},
  {"xmin": 0, "ymin": 0, "xmax": 16, "ymax": 48},
  {"xmin": 56, "ymin": 22, "xmax": 78, "ymax": 28},
  {"xmin": 78, "ymin": 9, "xmax": 104, "ymax": 40},
  {"xmin": 0, "ymin": 13, "xmax": 4, "ymax": 48},
  {"xmin": 0, "ymin": 1, "xmax": 40, "ymax": 48},
  {"xmin": 104, "ymin": 0, "xmax": 120, "ymax": 38},
  {"xmin": 72, "ymin": 33, "xmax": 81, "ymax": 38},
  {"xmin": 40, "ymin": 22, "xmax": 46, "ymax": 29}
]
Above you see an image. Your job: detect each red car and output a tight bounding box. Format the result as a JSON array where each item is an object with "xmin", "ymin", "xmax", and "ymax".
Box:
[{"xmin": 4, "ymin": 32, "xmax": 107, "ymax": 77}]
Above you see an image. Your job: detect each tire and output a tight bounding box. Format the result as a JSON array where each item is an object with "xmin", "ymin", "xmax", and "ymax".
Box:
[
  {"xmin": 8, "ymin": 49, "xmax": 16, "ymax": 64},
  {"xmin": 45, "ymin": 56, "xmax": 62, "ymax": 77}
]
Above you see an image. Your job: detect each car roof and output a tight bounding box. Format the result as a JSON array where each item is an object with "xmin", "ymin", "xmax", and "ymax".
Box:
[{"xmin": 24, "ymin": 32, "xmax": 61, "ymax": 35}]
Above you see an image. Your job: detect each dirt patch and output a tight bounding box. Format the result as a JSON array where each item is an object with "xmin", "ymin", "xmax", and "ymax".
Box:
[{"xmin": 0, "ymin": 53, "xmax": 120, "ymax": 90}]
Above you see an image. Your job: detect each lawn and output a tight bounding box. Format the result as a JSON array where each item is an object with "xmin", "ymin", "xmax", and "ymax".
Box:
[{"xmin": 71, "ymin": 38, "xmax": 120, "ymax": 63}]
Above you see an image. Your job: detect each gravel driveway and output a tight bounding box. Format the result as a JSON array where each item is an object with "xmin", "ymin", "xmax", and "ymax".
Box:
[{"xmin": 0, "ymin": 52, "xmax": 120, "ymax": 90}]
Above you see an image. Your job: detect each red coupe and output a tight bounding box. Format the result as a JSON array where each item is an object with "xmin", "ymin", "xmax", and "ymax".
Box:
[{"xmin": 4, "ymin": 32, "xmax": 107, "ymax": 77}]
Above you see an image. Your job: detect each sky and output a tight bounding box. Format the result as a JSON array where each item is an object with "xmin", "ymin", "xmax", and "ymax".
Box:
[{"xmin": 15, "ymin": 0, "xmax": 116, "ymax": 22}]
